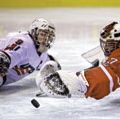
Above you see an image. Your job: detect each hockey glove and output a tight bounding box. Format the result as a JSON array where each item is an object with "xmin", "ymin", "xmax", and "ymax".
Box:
[{"xmin": 0, "ymin": 51, "xmax": 11, "ymax": 76}]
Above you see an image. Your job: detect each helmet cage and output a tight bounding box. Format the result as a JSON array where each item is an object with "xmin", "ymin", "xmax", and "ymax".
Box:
[
  {"xmin": 47, "ymin": 25, "xmax": 55, "ymax": 48},
  {"xmin": 100, "ymin": 38, "xmax": 120, "ymax": 56},
  {"xmin": 100, "ymin": 21, "xmax": 120, "ymax": 56},
  {"xmin": 29, "ymin": 18, "xmax": 55, "ymax": 52}
]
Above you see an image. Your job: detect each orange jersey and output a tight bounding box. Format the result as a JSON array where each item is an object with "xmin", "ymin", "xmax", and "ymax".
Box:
[{"xmin": 84, "ymin": 48, "xmax": 120, "ymax": 100}]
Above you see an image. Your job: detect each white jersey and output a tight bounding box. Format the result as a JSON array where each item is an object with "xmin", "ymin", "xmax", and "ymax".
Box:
[{"xmin": 0, "ymin": 32, "xmax": 50, "ymax": 84}]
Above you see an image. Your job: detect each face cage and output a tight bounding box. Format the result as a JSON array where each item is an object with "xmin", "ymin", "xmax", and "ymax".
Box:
[
  {"xmin": 100, "ymin": 38, "xmax": 120, "ymax": 56},
  {"xmin": 43, "ymin": 72, "xmax": 70, "ymax": 96},
  {"xmin": 45, "ymin": 28, "xmax": 55, "ymax": 49},
  {"xmin": 31, "ymin": 28, "xmax": 54, "ymax": 49}
]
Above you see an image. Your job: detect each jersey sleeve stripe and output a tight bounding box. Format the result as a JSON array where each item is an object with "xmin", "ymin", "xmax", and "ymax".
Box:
[{"xmin": 99, "ymin": 64, "xmax": 114, "ymax": 93}]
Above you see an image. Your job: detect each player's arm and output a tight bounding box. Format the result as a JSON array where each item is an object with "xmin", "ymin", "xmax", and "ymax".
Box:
[{"xmin": 3, "ymin": 39, "xmax": 28, "ymax": 68}]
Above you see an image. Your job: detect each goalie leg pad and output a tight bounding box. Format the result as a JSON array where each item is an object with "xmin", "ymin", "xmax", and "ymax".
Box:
[
  {"xmin": 35, "ymin": 61, "xmax": 61, "ymax": 92},
  {"xmin": 40, "ymin": 72, "xmax": 70, "ymax": 97},
  {"xmin": 40, "ymin": 70, "xmax": 87, "ymax": 98}
]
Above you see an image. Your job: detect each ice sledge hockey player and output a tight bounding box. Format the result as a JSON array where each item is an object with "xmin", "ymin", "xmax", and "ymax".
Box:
[
  {"xmin": 36, "ymin": 21, "xmax": 120, "ymax": 100},
  {"xmin": 0, "ymin": 18, "xmax": 61, "ymax": 87}
]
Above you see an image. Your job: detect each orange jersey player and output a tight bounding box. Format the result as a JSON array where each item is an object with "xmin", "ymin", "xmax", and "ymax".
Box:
[{"xmin": 35, "ymin": 21, "xmax": 120, "ymax": 100}]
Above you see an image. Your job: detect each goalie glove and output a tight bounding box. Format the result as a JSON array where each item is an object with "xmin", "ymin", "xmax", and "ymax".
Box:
[
  {"xmin": 0, "ymin": 51, "xmax": 11, "ymax": 77},
  {"xmin": 40, "ymin": 70, "xmax": 88, "ymax": 98},
  {"xmin": 35, "ymin": 61, "xmax": 61, "ymax": 92}
]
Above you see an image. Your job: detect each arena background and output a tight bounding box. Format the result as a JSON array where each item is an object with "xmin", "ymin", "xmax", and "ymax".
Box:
[{"xmin": 0, "ymin": 0, "xmax": 120, "ymax": 8}]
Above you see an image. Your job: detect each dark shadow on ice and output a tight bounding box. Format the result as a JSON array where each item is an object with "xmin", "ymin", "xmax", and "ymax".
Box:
[
  {"xmin": 0, "ymin": 79, "xmax": 36, "ymax": 96},
  {"xmin": 109, "ymin": 98, "xmax": 120, "ymax": 107},
  {"xmin": 0, "ymin": 85, "xmax": 28, "ymax": 95}
]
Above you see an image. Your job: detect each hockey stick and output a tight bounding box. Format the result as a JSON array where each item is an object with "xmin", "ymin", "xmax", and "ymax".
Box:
[
  {"xmin": 90, "ymin": 58, "xmax": 99, "ymax": 67},
  {"xmin": 81, "ymin": 45, "xmax": 104, "ymax": 65},
  {"xmin": 76, "ymin": 58, "xmax": 99, "ymax": 76},
  {"xmin": 76, "ymin": 46, "xmax": 103, "ymax": 76}
]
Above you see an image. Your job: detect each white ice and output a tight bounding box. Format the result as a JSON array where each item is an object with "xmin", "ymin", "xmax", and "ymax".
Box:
[{"xmin": 0, "ymin": 8, "xmax": 120, "ymax": 119}]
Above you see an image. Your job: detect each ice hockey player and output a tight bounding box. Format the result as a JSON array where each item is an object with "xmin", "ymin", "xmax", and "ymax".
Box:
[
  {"xmin": 36, "ymin": 21, "xmax": 120, "ymax": 100},
  {"xmin": 0, "ymin": 18, "xmax": 61, "ymax": 87}
]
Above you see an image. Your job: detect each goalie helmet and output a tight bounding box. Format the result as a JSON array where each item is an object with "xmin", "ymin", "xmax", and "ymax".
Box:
[
  {"xmin": 40, "ymin": 70, "xmax": 87, "ymax": 98},
  {"xmin": 29, "ymin": 18, "xmax": 55, "ymax": 53},
  {"xmin": 100, "ymin": 21, "xmax": 120, "ymax": 56}
]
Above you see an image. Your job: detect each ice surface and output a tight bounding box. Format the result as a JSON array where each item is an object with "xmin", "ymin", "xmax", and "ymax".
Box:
[{"xmin": 0, "ymin": 8, "xmax": 120, "ymax": 119}]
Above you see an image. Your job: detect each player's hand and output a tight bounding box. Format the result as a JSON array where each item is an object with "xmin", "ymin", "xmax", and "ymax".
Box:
[{"xmin": 0, "ymin": 51, "xmax": 10, "ymax": 76}]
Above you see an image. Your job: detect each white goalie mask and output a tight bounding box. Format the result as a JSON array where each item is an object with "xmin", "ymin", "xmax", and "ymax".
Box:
[
  {"xmin": 40, "ymin": 70, "xmax": 87, "ymax": 98},
  {"xmin": 100, "ymin": 21, "xmax": 120, "ymax": 56},
  {"xmin": 29, "ymin": 18, "xmax": 55, "ymax": 53}
]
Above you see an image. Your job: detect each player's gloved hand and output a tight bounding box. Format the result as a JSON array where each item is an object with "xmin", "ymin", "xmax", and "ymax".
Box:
[{"xmin": 0, "ymin": 51, "xmax": 11, "ymax": 77}]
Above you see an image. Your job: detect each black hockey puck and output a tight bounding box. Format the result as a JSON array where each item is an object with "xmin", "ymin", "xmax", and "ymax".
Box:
[{"xmin": 31, "ymin": 99, "xmax": 40, "ymax": 108}]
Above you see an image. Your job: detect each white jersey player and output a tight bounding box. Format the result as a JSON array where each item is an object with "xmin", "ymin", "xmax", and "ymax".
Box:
[{"xmin": 0, "ymin": 18, "xmax": 61, "ymax": 86}]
